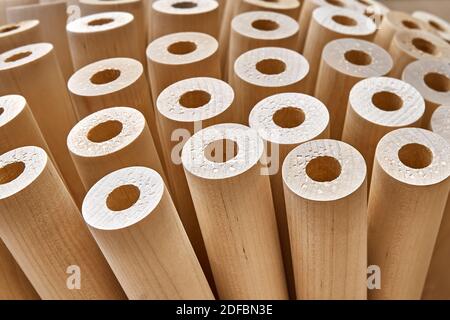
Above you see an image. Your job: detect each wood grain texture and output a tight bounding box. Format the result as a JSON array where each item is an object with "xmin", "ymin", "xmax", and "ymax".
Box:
[
  {"xmin": 231, "ymin": 47, "xmax": 309, "ymax": 125},
  {"xmin": 368, "ymin": 128, "xmax": 450, "ymax": 300},
  {"xmin": 316, "ymin": 38, "xmax": 393, "ymax": 139},
  {"xmin": 0, "ymin": 20, "xmax": 42, "ymax": 54},
  {"xmin": 302, "ymin": 6, "xmax": 376, "ymax": 94},
  {"xmin": 0, "ymin": 43, "xmax": 85, "ymax": 207},
  {"xmin": 0, "ymin": 146, "xmax": 126, "ymax": 299},
  {"xmin": 82, "ymin": 166, "xmax": 214, "ymax": 300},
  {"xmin": 283, "ymin": 139, "xmax": 368, "ymax": 300},
  {"xmin": 402, "ymin": 58, "xmax": 450, "ymax": 128},
  {"xmin": 67, "ymin": 11, "xmax": 144, "ymax": 70},
  {"xmin": 249, "ymin": 92, "xmax": 329, "ymax": 299},
  {"xmin": 423, "ymin": 105, "xmax": 450, "ymax": 300},
  {"xmin": 182, "ymin": 123, "xmax": 288, "ymax": 300},
  {"xmin": 6, "ymin": 2, "xmax": 74, "ymax": 81},
  {"xmin": 342, "ymin": 77, "xmax": 425, "ymax": 188}
]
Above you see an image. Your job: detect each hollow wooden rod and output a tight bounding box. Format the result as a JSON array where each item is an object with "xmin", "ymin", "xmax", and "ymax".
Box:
[{"xmin": 0, "ymin": 20, "xmax": 42, "ymax": 54}]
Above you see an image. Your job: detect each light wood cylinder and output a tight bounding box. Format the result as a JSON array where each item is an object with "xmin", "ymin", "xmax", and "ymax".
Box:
[
  {"xmin": 402, "ymin": 58, "xmax": 450, "ymax": 129},
  {"xmin": 413, "ymin": 11, "xmax": 450, "ymax": 44},
  {"xmin": 249, "ymin": 92, "xmax": 329, "ymax": 298},
  {"xmin": 373, "ymin": 11, "xmax": 434, "ymax": 50},
  {"xmin": 316, "ymin": 38, "xmax": 393, "ymax": 139},
  {"xmin": 67, "ymin": 11, "xmax": 144, "ymax": 70},
  {"xmin": 368, "ymin": 128, "xmax": 450, "ymax": 300},
  {"xmin": 146, "ymin": 32, "xmax": 220, "ymax": 105},
  {"xmin": 231, "ymin": 47, "xmax": 309, "ymax": 125},
  {"xmin": 297, "ymin": 0, "xmax": 361, "ymax": 53},
  {"xmin": 423, "ymin": 105, "xmax": 450, "ymax": 300},
  {"xmin": 283, "ymin": 139, "xmax": 368, "ymax": 300},
  {"xmin": 68, "ymin": 107, "xmax": 165, "ymax": 192},
  {"xmin": 0, "ymin": 146, "xmax": 125, "ymax": 299},
  {"xmin": 388, "ymin": 30, "xmax": 450, "ymax": 79},
  {"xmin": 82, "ymin": 166, "xmax": 214, "ymax": 300},
  {"xmin": 67, "ymin": 57, "xmax": 161, "ymax": 156},
  {"xmin": 150, "ymin": 0, "xmax": 219, "ymax": 42},
  {"xmin": 182, "ymin": 123, "xmax": 288, "ymax": 300},
  {"xmin": 228, "ymin": 10, "xmax": 299, "ymax": 81},
  {"xmin": 0, "ymin": 20, "xmax": 42, "ymax": 54},
  {"xmin": 302, "ymin": 6, "xmax": 376, "ymax": 94},
  {"xmin": 342, "ymin": 77, "xmax": 425, "ymax": 188},
  {"xmin": 6, "ymin": 1, "xmax": 74, "ymax": 81},
  {"xmin": 0, "ymin": 43, "xmax": 85, "ymax": 207}
]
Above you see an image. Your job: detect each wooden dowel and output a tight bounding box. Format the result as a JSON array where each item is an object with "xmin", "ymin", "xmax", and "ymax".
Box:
[
  {"xmin": 68, "ymin": 107, "xmax": 165, "ymax": 192},
  {"xmin": 156, "ymin": 76, "xmax": 234, "ymax": 289},
  {"xmin": 388, "ymin": 30, "xmax": 450, "ymax": 79},
  {"xmin": 315, "ymin": 38, "xmax": 393, "ymax": 139},
  {"xmin": 150, "ymin": 0, "xmax": 219, "ymax": 42},
  {"xmin": 423, "ymin": 105, "xmax": 450, "ymax": 300},
  {"xmin": 302, "ymin": 6, "xmax": 376, "ymax": 95},
  {"xmin": 342, "ymin": 76, "xmax": 425, "ymax": 188},
  {"xmin": 413, "ymin": 10, "xmax": 450, "ymax": 44},
  {"xmin": 0, "ymin": 43, "xmax": 85, "ymax": 207},
  {"xmin": 0, "ymin": 20, "xmax": 42, "ymax": 54},
  {"xmin": 67, "ymin": 11, "xmax": 144, "ymax": 70},
  {"xmin": 283, "ymin": 139, "xmax": 368, "ymax": 300},
  {"xmin": 228, "ymin": 10, "xmax": 299, "ymax": 81},
  {"xmin": 231, "ymin": 47, "xmax": 309, "ymax": 125},
  {"xmin": 146, "ymin": 32, "xmax": 220, "ymax": 106},
  {"xmin": 82, "ymin": 166, "xmax": 214, "ymax": 300},
  {"xmin": 0, "ymin": 146, "xmax": 126, "ymax": 299},
  {"xmin": 218, "ymin": 0, "xmax": 239, "ymax": 77},
  {"xmin": 373, "ymin": 11, "xmax": 434, "ymax": 50},
  {"xmin": 249, "ymin": 92, "xmax": 329, "ymax": 299},
  {"xmin": 297, "ymin": 0, "xmax": 361, "ymax": 53},
  {"xmin": 182, "ymin": 123, "xmax": 288, "ymax": 299},
  {"xmin": 402, "ymin": 58, "xmax": 450, "ymax": 129},
  {"xmin": 6, "ymin": 2, "xmax": 74, "ymax": 81},
  {"xmin": 67, "ymin": 57, "xmax": 161, "ymax": 158},
  {"xmin": 368, "ymin": 128, "xmax": 450, "ymax": 300}
]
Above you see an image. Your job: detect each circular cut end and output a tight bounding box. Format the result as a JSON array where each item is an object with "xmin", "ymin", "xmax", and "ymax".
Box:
[
  {"xmin": 157, "ymin": 77, "xmax": 234, "ymax": 122},
  {"xmin": 182, "ymin": 123, "xmax": 264, "ymax": 180},
  {"xmin": 152, "ymin": 0, "xmax": 218, "ymax": 15},
  {"xmin": 68, "ymin": 57, "xmax": 143, "ymax": 97},
  {"xmin": 0, "ymin": 20, "xmax": 39, "ymax": 38},
  {"xmin": 146, "ymin": 32, "xmax": 218, "ymax": 65},
  {"xmin": 394, "ymin": 30, "xmax": 450, "ymax": 60},
  {"xmin": 249, "ymin": 93, "xmax": 329, "ymax": 145},
  {"xmin": 402, "ymin": 59, "xmax": 450, "ymax": 106},
  {"xmin": 386, "ymin": 11, "xmax": 431, "ymax": 33},
  {"xmin": 0, "ymin": 146, "xmax": 47, "ymax": 200},
  {"xmin": 430, "ymin": 105, "xmax": 450, "ymax": 143},
  {"xmin": 349, "ymin": 77, "xmax": 425, "ymax": 127},
  {"xmin": 82, "ymin": 166, "xmax": 165, "ymax": 230},
  {"xmin": 67, "ymin": 107, "xmax": 145, "ymax": 158},
  {"xmin": 66, "ymin": 11, "xmax": 133, "ymax": 33},
  {"xmin": 375, "ymin": 128, "xmax": 450, "ymax": 186},
  {"xmin": 234, "ymin": 47, "xmax": 309, "ymax": 88},
  {"xmin": 0, "ymin": 95, "xmax": 27, "ymax": 127},
  {"xmin": 283, "ymin": 139, "xmax": 366, "ymax": 201},
  {"xmin": 323, "ymin": 38, "xmax": 393, "ymax": 77},
  {"xmin": 243, "ymin": 0, "xmax": 300, "ymax": 11},
  {"xmin": 412, "ymin": 11, "xmax": 450, "ymax": 39},
  {"xmin": 232, "ymin": 11, "xmax": 299, "ymax": 41},
  {"xmin": 313, "ymin": 6, "xmax": 376, "ymax": 36},
  {"xmin": 0, "ymin": 43, "xmax": 53, "ymax": 70}
]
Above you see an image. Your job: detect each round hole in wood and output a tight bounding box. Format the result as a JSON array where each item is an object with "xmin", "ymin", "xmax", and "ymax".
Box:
[
  {"xmin": 0, "ymin": 162, "xmax": 25, "ymax": 185},
  {"xmin": 372, "ymin": 91, "xmax": 403, "ymax": 111},
  {"xmin": 172, "ymin": 1, "xmax": 197, "ymax": 8},
  {"xmin": 205, "ymin": 139, "xmax": 239, "ymax": 163},
  {"xmin": 332, "ymin": 15, "xmax": 358, "ymax": 26},
  {"xmin": 256, "ymin": 58, "xmax": 286, "ymax": 75},
  {"xmin": 424, "ymin": 72, "xmax": 450, "ymax": 92},
  {"xmin": 0, "ymin": 107, "xmax": 4, "ymax": 117},
  {"xmin": 167, "ymin": 41, "xmax": 197, "ymax": 55},
  {"xmin": 306, "ymin": 156, "xmax": 342, "ymax": 182},
  {"xmin": 251, "ymin": 19, "xmax": 280, "ymax": 31},
  {"xmin": 0, "ymin": 25, "xmax": 19, "ymax": 33},
  {"xmin": 344, "ymin": 50, "xmax": 372, "ymax": 66},
  {"xmin": 402, "ymin": 20, "xmax": 420, "ymax": 29},
  {"xmin": 87, "ymin": 18, "xmax": 114, "ymax": 26},
  {"xmin": 87, "ymin": 120, "xmax": 123, "ymax": 143},
  {"xmin": 4, "ymin": 51, "xmax": 32, "ymax": 63},
  {"xmin": 326, "ymin": 0, "xmax": 345, "ymax": 7},
  {"xmin": 273, "ymin": 107, "xmax": 305, "ymax": 128},
  {"xmin": 179, "ymin": 90, "xmax": 211, "ymax": 108},
  {"xmin": 412, "ymin": 38, "xmax": 438, "ymax": 55},
  {"xmin": 356, "ymin": 0, "xmax": 371, "ymax": 5},
  {"xmin": 398, "ymin": 143, "xmax": 433, "ymax": 169},
  {"xmin": 90, "ymin": 68, "xmax": 121, "ymax": 85},
  {"xmin": 106, "ymin": 184, "xmax": 141, "ymax": 211},
  {"xmin": 429, "ymin": 20, "xmax": 445, "ymax": 32}
]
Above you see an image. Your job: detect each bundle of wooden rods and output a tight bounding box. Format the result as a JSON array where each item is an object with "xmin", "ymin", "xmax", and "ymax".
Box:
[{"xmin": 0, "ymin": 0, "xmax": 449, "ymax": 300}]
